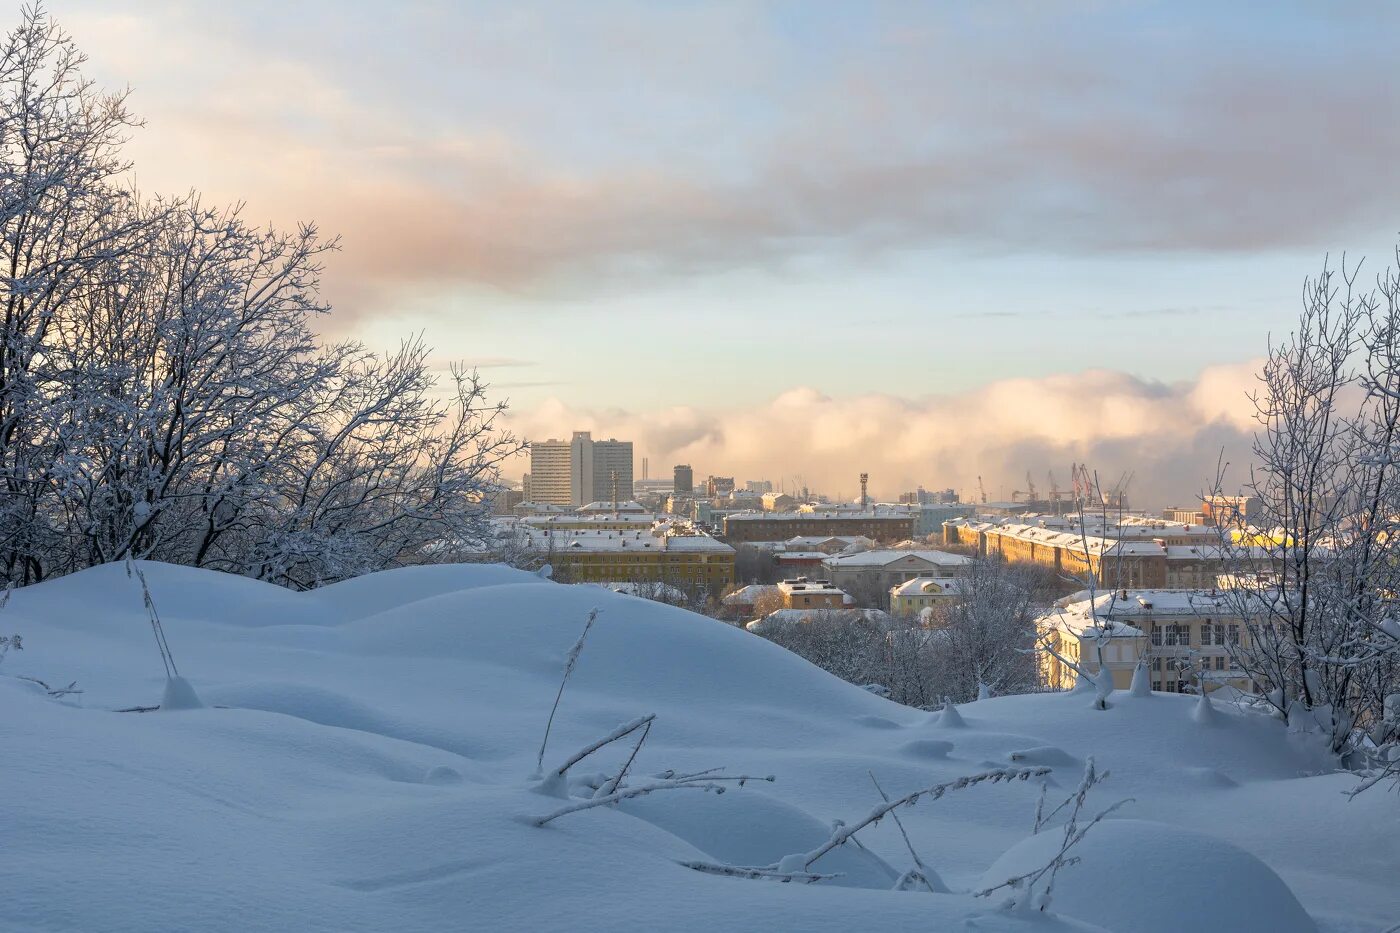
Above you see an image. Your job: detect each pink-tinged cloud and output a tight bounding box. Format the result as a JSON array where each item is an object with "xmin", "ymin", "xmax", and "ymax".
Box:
[
  {"xmin": 503, "ymin": 361, "xmax": 1262, "ymax": 508},
  {"xmin": 60, "ymin": 3, "xmax": 1400, "ymax": 327}
]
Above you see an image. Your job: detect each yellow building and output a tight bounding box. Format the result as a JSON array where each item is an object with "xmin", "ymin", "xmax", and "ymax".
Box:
[
  {"xmin": 776, "ymin": 577, "xmax": 850, "ymax": 610},
  {"xmin": 527, "ymin": 527, "xmax": 735, "ymax": 590},
  {"xmin": 944, "ymin": 517, "xmax": 1254, "ymax": 590},
  {"xmin": 888, "ymin": 577, "xmax": 964, "ymax": 618},
  {"xmin": 1037, "ymin": 589, "xmax": 1259, "ymax": 694}
]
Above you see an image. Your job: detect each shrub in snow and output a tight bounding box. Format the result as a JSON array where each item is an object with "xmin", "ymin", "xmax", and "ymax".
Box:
[
  {"xmin": 978, "ymin": 819, "xmax": 1317, "ymax": 932},
  {"xmin": 0, "ymin": 632, "xmax": 20, "ymax": 666},
  {"xmin": 1129, "ymin": 659, "xmax": 1152, "ymax": 697},
  {"xmin": 674, "ymin": 767, "xmax": 1048, "ymax": 886},
  {"xmin": 535, "ymin": 608, "xmax": 599, "ymax": 776},
  {"xmin": 936, "ymin": 696, "xmax": 967, "ymax": 728},
  {"xmin": 1191, "ymin": 690, "xmax": 1218, "ymax": 725},
  {"xmin": 160, "ymin": 676, "xmax": 204, "ymax": 711}
]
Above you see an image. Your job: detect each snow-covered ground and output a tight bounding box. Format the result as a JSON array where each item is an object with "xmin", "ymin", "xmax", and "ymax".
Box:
[{"xmin": 2, "ymin": 562, "xmax": 1396, "ymax": 932}]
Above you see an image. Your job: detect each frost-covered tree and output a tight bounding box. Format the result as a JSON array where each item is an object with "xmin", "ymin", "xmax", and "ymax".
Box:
[
  {"xmin": 1213, "ymin": 252, "xmax": 1400, "ymax": 761},
  {"xmin": 924, "ymin": 556, "xmax": 1041, "ymax": 702},
  {"xmin": 0, "ymin": 6, "xmax": 519, "ymax": 588}
]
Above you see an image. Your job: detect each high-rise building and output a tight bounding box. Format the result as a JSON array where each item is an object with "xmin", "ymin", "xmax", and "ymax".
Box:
[
  {"xmin": 588, "ymin": 435, "xmax": 634, "ymax": 504},
  {"xmin": 527, "ymin": 432, "xmax": 633, "ymax": 507},
  {"xmin": 674, "ymin": 464, "xmax": 694, "ymax": 496},
  {"xmin": 745, "ymin": 479, "xmax": 773, "ymax": 494},
  {"xmin": 527, "ymin": 439, "xmax": 573, "ymax": 505}
]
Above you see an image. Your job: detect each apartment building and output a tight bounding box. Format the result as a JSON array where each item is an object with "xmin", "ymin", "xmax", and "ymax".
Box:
[
  {"xmin": 722, "ymin": 510, "xmax": 916, "ymax": 545},
  {"xmin": 943, "ymin": 516, "xmax": 1252, "ymax": 590},
  {"xmin": 512, "ymin": 526, "xmax": 734, "ymax": 589},
  {"xmin": 821, "ymin": 548, "xmax": 972, "ymax": 607},
  {"xmin": 775, "ymin": 577, "xmax": 850, "ymax": 610},
  {"xmin": 1037, "ymin": 589, "xmax": 1260, "ymax": 694},
  {"xmin": 528, "ymin": 432, "xmax": 634, "ymax": 507},
  {"xmin": 673, "ymin": 464, "xmax": 694, "ymax": 495},
  {"xmin": 888, "ymin": 577, "xmax": 964, "ymax": 618}
]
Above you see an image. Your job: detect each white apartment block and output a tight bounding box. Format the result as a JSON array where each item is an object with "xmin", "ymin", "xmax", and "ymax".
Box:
[{"xmin": 527, "ymin": 431, "xmax": 634, "ymax": 507}]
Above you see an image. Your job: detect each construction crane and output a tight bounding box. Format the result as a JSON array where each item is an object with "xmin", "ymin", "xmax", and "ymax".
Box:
[
  {"xmin": 1048, "ymin": 470, "xmax": 1062, "ymax": 514},
  {"xmin": 1025, "ymin": 471, "xmax": 1037, "ymax": 504},
  {"xmin": 977, "ymin": 475, "xmax": 987, "ymax": 505},
  {"xmin": 1108, "ymin": 471, "xmax": 1134, "ymax": 511}
]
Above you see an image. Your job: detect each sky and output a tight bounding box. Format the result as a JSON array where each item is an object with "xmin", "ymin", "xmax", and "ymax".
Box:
[{"xmin": 49, "ymin": 0, "xmax": 1400, "ymax": 506}]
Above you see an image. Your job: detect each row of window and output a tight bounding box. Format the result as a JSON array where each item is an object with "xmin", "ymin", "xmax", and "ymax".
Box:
[
  {"xmin": 1149, "ymin": 622, "xmax": 1240, "ymax": 647},
  {"xmin": 1151, "ymin": 655, "xmax": 1239, "ymax": 672}
]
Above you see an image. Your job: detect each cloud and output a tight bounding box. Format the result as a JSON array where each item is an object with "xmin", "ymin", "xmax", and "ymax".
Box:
[
  {"xmin": 58, "ymin": 2, "xmax": 1400, "ymax": 321},
  {"xmin": 502, "ymin": 361, "xmax": 1263, "ymax": 509}
]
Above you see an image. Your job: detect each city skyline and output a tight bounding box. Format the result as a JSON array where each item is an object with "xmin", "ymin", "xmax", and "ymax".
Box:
[{"xmin": 54, "ymin": 1, "xmax": 1400, "ymax": 504}]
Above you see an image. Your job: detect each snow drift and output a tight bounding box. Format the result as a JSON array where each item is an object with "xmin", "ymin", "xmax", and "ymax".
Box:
[{"xmin": 1, "ymin": 561, "xmax": 1396, "ymax": 932}]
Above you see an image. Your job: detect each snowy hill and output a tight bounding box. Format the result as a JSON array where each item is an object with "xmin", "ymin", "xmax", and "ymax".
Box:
[{"xmin": 2, "ymin": 562, "xmax": 1396, "ymax": 932}]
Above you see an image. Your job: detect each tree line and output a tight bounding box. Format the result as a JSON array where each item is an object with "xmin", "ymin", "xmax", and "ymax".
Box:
[{"xmin": 0, "ymin": 8, "xmax": 518, "ymax": 589}]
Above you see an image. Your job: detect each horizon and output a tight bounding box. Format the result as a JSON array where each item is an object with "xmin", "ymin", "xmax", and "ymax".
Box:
[{"xmin": 51, "ymin": 0, "xmax": 1400, "ymax": 506}]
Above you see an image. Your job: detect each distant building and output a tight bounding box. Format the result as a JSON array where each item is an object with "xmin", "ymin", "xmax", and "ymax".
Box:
[
  {"xmin": 745, "ymin": 479, "xmax": 774, "ymax": 494},
  {"xmin": 1201, "ymin": 496, "xmax": 1262, "ymax": 528},
  {"xmin": 502, "ymin": 524, "xmax": 734, "ymax": 590},
  {"xmin": 776, "ymin": 577, "xmax": 850, "ymax": 610},
  {"xmin": 898, "ymin": 486, "xmax": 960, "ymax": 505},
  {"xmin": 911, "ymin": 502, "xmax": 976, "ymax": 537},
  {"xmin": 673, "ymin": 464, "xmax": 693, "ymax": 497},
  {"xmin": 722, "ymin": 510, "xmax": 915, "ymax": 545},
  {"xmin": 1037, "ymin": 589, "xmax": 1262, "ymax": 694},
  {"xmin": 527, "ymin": 439, "xmax": 573, "ymax": 506},
  {"xmin": 888, "ymin": 577, "xmax": 964, "ymax": 618},
  {"xmin": 943, "ymin": 515, "xmax": 1256, "ymax": 589},
  {"xmin": 761, "ymin": 492, "xmax": 798, "ymax": 512},
  {"xmin": 821, "ymin": 548, "xmax": 972, "ymax": 608},
  {"xmin": 527, "ymin": 431, "xmax": 633, "ymax": 506},
  {"xmin": 633, "ymin": 478, "xmax": 676, "ymax": 501},
  {"xmin": 706, "ymin": 475, "xmax": 736, "ymax": 497},
  {"xmin": 1162, "ymin": 506, "xmax": 1207, "ymax": 525},
  {"xmin": 490, "ymin": 486, "xmax": 525, "ymax": 516}
]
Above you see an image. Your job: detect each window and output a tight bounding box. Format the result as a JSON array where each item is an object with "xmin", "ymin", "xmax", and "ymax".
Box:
[
  {"xmin": 1164, "ymin": 624, "xmax": 1189, "ymax": 646},
  {"xmin": 1152, "ymin": 680, "xmax": 1162, "ymax": 691},
  {"xmin": 1151, "ymin": 627, "xmax": 1163, "ymax": 647},
  {"xmin": 1226, "ymin": 624, "xmax": 1241, "ymax": 646},
  {"xmin": 1152, "ymin": 656, "xmax": 1162, "ymax": 671},
  {"xmin": 1214, "ymin": 656, "xmax": 1226, "ymax": 671}
]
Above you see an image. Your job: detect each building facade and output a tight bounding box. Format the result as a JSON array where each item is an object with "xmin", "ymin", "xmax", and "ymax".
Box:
[
  {"xmin": 673, "ymin": 464, "xmax": 694, "ymax": 496},
  {"xmin": 526, "ymin": 439, "xmax": 573, "ymax": 506},
  {"xmin": 1037, "ymin": 589, "xmax": 1258, "ymax": 694},
  {"xmin": 821, "ymin": 549, "xmax": 972, "ymax": 608},
  {"xmin": 888, "ymin": 577, "xmax": 964, "ymax": 618},
  {"xmin": 723, "ymin": 510, "xmax": 916, "ymax": 545},
  {"xmin": 527, "ymin": 432, "xmax": 634, "ymax": 507}
]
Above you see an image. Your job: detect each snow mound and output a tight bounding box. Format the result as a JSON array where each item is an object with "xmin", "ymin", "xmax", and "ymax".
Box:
[
  {"xmin": 979, "ymin": 819, "xmax": 1317, "ymax": 933},
  {"xmin": 2, "ymin": 561, "xmax": 1393, "ymax": 931},
  {"xmin": 160, "ymin": 675, "xmax": 204, "ymax": 710},
  {"xmin": 899, "ymin": 738, "xmax": 954, "ymax": 759},
  {"xmin": 1007, "ymin": 746, "xmax": 1078, "ymax": 767}
]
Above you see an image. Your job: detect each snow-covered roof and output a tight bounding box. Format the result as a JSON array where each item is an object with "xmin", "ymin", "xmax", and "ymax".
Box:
[
  {"xmin": 776, "ymin": 578, "xmax": 847, "ymax": 598},
  {"xmin": 510, "ymin": 527, "xmax": 734, "ymax": 554},
  {"xmin": 721, "ymin": 584, "xmax": 778, "ymax": 606},
  {"xmin": 576, "ymin": 500, "xmax": 649, "ymax": 513},
  {"xmin": 822, "ymin": 549, "xmax": 972, "ymax": 569},
  {"xmin": 746, "ymin": 607, "xmax": 893, "ymax": 633},
  {"xmin": 725, "ymin": 510, "xmax": 913, "ymax": 522},
  {"xmin": 889, "ymin": 576, "xmax": 965, "ymax": 597}
]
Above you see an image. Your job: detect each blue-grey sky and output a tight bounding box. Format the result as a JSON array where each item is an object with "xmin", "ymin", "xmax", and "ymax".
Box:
[{"xmin": 51, "ymin": 1, "xmax": 1400, "ymax": 502}]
